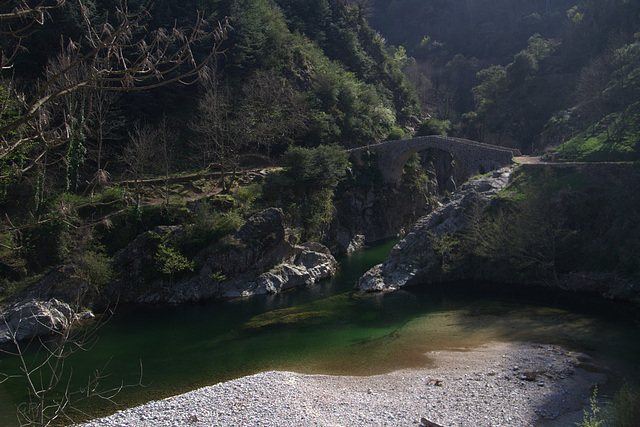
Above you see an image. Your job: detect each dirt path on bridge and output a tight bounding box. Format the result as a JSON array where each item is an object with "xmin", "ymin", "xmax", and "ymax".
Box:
[{"xmin": 513, "ymin": 155, "xmax": 546, "ymax": 164}]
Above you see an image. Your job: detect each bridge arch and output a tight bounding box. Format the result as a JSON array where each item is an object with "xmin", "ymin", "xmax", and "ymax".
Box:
[{"xmin": 350, "ymin": 136, "xmax": 519, "ymax": 184}]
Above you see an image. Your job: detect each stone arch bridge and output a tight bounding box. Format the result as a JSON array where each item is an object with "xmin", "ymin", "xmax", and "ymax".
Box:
[{"xmin": 349, "ymin": 136, "xmax": 521, "ymax": 184}]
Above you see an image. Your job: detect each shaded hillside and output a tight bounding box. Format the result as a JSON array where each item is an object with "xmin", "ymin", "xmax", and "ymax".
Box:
[{"xmin": 369, "ymin": 0, "xmax": 640, "ymax": 153}]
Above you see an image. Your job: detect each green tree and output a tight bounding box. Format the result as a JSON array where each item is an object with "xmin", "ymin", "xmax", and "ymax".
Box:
[
  {"xmin": 506, "ymin": 51, "xmax": 538, "ymax": 85},
  {"xmin": 415, "ymin": 118, "xmax": 451, "ymax": 136},
  {"xmin": 156, "ymin": 242, "xmax": 195, "ymax": 286},
  {"xmin": 280, "ymin": 144, "xmax": 348, "ymax": 238}
]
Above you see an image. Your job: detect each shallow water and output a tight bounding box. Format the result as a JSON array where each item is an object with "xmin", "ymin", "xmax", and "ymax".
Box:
[{"xmin": 1, "ymin": 239, "xmax": 638, "ymax": 426}]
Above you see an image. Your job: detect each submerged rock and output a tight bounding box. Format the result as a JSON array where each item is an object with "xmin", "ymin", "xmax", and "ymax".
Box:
[{"xmin": 357, "ymin": 167, "xmax": 512, "ymax": 292}]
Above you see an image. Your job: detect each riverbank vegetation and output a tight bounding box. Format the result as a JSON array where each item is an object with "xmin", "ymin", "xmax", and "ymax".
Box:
[{"xmin": 430, "ymin": 164, "xmax": 640, "ymax": 296}]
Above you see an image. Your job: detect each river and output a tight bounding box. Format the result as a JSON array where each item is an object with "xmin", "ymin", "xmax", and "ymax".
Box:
[{"xmin": 1, "ymin": 239, "xmax": 639, "ymax": 426}]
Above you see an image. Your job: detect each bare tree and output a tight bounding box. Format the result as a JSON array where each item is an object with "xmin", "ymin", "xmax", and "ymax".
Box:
[
  {"xmin": 239, "ymin": 69, "xmax": 310, "ymax": 158},
  {"xmin": 188, "ymin": 74, "xmax": 242, "ymax": 192},
  {"xmin": 0, "ymin": 0, "xmax": 230, "ymax": 238},
  {"xmin": 157, "ymin": 116, "xmax": 177, "ymax": 206},
  {"xmin": 0, "ymin": 0, "xmax": 230, "ymax": 182},
  {"xmin": 85, "ymin": 86, "xmax": 123, "ymax": 182},
  {"xmin": 188, "ymin": 72, "xmax": 231, "ymax": 170},
  {"xmin": 120, "ymin": 120, "xmax": 155, "ymax": 206},
  {"xmin": 0, "ymin": 0, "xmax": 66, "ymax": 71}
]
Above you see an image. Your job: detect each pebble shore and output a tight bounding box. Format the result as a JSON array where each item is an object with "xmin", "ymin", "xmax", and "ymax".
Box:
[{"xmin": 77, "ymin": 342, "xmax": 606, "ymax": 427}]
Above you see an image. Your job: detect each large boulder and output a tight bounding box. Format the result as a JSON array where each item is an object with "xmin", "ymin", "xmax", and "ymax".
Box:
[
  {"xmin": 0, "ymin": 298, "xmax": 75, "ymax": 344},
  {"xmin": 0, "ymin": 264, "xmax": 99, "ymax": 344},
  {"xmin": 242, "ymin": 242, "xmax": 338, "ymax": 296}
]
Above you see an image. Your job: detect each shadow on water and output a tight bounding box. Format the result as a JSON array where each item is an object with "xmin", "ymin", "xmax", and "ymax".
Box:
[{"xmin": 1, "ymin": 238, "xmax": 639, "ymax": 425}]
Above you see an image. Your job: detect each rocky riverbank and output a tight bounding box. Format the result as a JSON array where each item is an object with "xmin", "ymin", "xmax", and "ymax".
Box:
[
  {"xmin": 76, "ymin": 341, "xmax": 606, "ymax": 427},
  {"xmin": 0, "ymin": 208, "xmax": 338, "ymax": 344},
  {"xmin": 358, "ymin": 167, "xmax": 512, "ymax": 292}
]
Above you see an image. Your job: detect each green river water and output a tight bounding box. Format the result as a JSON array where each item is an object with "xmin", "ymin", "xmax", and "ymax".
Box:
[{"xmin": 1, "ymin": 239, "xmax": 639, "ymax": 425}]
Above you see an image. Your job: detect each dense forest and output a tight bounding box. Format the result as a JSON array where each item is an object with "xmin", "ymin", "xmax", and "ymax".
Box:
[
  {"xmin": 1, "ymin": 0, "xmax": 640, "ymax": 297},
  {"xmin": 371, "ymin": 0, "xmax": 640, "ymax": 155}
]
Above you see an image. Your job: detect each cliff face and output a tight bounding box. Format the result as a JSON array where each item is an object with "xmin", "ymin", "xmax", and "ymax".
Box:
[
  {"xmin": 357, "ymin": 167, "xmax": 512, "ymax": 291},
  {"xmin": 327, "ymin": 150, "xmax": 466, "ymax": 254},
  {"xmin": 109, "ymin": 208, "xmax": 338, "ymax": 304}
]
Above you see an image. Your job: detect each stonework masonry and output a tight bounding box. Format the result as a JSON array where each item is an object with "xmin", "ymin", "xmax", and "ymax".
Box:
[{"xmin": 350, "ymin": 136, "xmax": 521, "ymax": 183}]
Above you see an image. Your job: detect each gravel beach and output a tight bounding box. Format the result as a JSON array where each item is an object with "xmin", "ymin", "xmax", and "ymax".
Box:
[{"xmin": 77, "ymin": 342, "xmax": 607, "ymax": 427}]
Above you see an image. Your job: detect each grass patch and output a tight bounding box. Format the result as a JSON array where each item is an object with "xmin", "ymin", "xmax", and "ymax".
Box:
[{"xmin": 553, "ymin": 110, "xmax": 640, "ymax": 162}]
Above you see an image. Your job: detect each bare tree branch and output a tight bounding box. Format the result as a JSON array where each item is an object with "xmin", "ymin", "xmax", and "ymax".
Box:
[
  {"xmin": 0, "ymin": 0, "xmax": 231, "ymax": 182},
  {"xmin": 2, "ymin": 299, "xmax": 143, "ymax": 426}
]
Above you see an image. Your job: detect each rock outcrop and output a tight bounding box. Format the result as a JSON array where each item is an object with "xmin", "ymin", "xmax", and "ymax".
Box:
[
  {"xmin": 0, "ymin": 264, "xmax": 98, "ymax": 344},
  {"xmin": 109, "ymin": 208, "xmax": 338, "ymax": 304},
  {"xmin": 1, "ymin": 208, "xmax": 337, "ymax": 342},
  {"xmin": 0, "ymin": 298, "xmax": 75, "ymax": 344},
  {"xmin": 357, "ymin": 167, "xmax": 512, "ymax": 292}
]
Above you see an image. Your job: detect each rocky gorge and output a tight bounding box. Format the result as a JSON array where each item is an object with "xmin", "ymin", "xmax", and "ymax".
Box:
[
  {"xmin": 0, "ymin": 149, "xmax": 464, "ymax": 344},
  {"xmin": 2, "ymin": 159, "xmax": 639, "ymax": 350}
]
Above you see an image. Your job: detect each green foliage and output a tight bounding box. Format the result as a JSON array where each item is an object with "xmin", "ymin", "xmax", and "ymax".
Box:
[
  {"xmin": 155, "ymin": 241, "xmax": 194, "ymax": 284},
  {"xmin": 556, "ymin": 37, "xmax": 640, "ymax": 161},
  {"xmin": 233, "ymin": 183, "xmax": 263, "ymax": 206},
  {"xmin": 185, "ymin": 203, "xmax": 244, "ymax": 256},
  {"xmin": 0, "ymin": 274, "xmax": 43, "ymax": 302},
  {"xmin": 526, "ymin": 33, "xmax": 554, "ymax": 61},
  {"xmin": 386, "ymin": 126, "xmax": 408, "ymax": 140},
  {"xmin": 577, "ymin": 386, "xmax": 604, "ymax": 427},
  {"xmin": 415, "ymin": 118, "xmax": 451, "ymax": 136},
  {"xmin": 472, "ymin": 65, "xmax": 508, "ymax": 115},
  {"xmin": 79, "ymin": 250, "xmax": 114, "ymax": 291},
  {"xmin": 472, "ymin": 166, "xmax": 640, "ymax": 280},
  {"xmin": 209, "ymin": 270, "xmax": 227, "ymax": 283},
  {"xmin": 98, "ymin": 204, "xmax": 192, "ymax": 256},
  {"xmin": 603, "ymin": 385, "xmax": 640, "ymax": 426},
  {"xmin": 277, "ymin": 144, "xmax": 348, "ymax": 239},
  {"xmin": 463, "ymin": 178, "xmax": 574, "ymax": 282},
  {"xmin": 506, "ymin": 51, "xmax": 538, "ymax": 85},
  {"xmin": 222, "ymin": 0, "xmax": 417, "ymax": 148},
  {"xmin": 281, "ymin": 144, "xmax": 348, "ymax": 191},
  {"xmin": 554, "ymin": 109, "xmax": 640, "ymax": 162},
  {"xmin": 401, "ymin": 153, "xmax": 429, "ymax": 195},
  {"xmin": 432, "ymin": 232, "xmax": 464, "ymax": 276}
]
